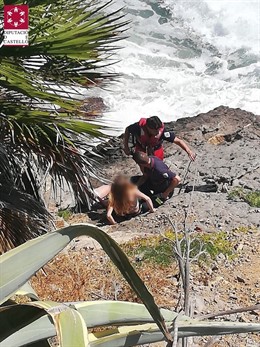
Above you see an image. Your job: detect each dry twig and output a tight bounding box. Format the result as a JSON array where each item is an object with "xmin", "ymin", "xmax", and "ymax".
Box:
[{"xmin": 198, "ymin": 303, "xmax": 260, "ymax": 320}]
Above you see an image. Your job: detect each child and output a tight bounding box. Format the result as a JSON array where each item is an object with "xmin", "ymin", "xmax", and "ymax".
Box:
[{"xmin": 94, "ymin": 175, "xmax": 155, "ymax": 225}]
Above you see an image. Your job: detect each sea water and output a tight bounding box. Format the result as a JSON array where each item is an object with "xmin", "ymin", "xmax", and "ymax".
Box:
[{"xmin": 93, "ymin": 0, "xmax": 259, "ymax": 134}]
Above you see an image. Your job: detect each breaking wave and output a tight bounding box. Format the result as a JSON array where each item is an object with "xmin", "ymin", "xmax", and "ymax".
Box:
[{"xmin": 95, "ymin": 0, "xmax": 260, "ymax": 133}]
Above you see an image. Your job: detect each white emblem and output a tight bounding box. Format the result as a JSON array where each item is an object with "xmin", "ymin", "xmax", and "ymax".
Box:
[
  {"xmin": 6, "ymin": 7, "xmax": 26, "ymax": 28},
  {"xmin": 163, "ymin": 173, "xmax": 169, "ymax": 178},
  {"xmin": 164, "ymin": 132, "xmax": 170, "ymax": 138}
]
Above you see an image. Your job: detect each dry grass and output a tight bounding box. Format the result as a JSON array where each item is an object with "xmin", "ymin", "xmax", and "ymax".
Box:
[
  {"xmin": 31, "ymin": 248, "xmax": 179, "ymax": 308},
  {"xmin": 29, "ymin": 231, "xmax": 260, "ymax": 347}
]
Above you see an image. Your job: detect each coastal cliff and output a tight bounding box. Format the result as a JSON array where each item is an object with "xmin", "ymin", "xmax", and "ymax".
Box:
[{"xmin": 91, "ymin": 106, "xmax": 260, "ymax": 231}]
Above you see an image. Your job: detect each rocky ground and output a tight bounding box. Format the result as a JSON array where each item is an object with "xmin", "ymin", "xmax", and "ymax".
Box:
[
  {"xmin": 43, "ymin": 106, "xmax": 260, "ymax": 346},
  {"xmin": 87, "ymin": 105, "xmax": 260, "ymax": 231}
]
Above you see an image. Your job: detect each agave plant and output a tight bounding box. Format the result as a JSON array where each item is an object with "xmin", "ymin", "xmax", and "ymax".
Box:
[
  {"xmin": 1, "ymin": 224, "xmax": 259, "ymax": 346},
  {"xmin": 0, "ymin": 0, "xmax": 128, "ymax": 251}
]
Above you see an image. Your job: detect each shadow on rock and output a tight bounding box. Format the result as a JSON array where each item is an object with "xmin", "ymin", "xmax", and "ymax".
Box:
[{"xmin": 184, "ymin": 183, "xmax": 218, "ymax": 193}]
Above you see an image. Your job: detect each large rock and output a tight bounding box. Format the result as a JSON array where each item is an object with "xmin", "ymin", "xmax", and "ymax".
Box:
[{"xmin": 92, "ymin": 106, "xmax": 260, "ymax": 230}]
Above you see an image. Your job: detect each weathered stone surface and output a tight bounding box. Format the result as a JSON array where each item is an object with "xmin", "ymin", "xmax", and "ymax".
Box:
[{"xmin": 91, "ymin": 106, "xmax": 260, "ymax": 230}]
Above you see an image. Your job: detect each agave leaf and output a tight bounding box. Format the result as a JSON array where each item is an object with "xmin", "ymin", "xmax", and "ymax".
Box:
[
  {"xmin": 52, "ymin": 307, "xmax": 90, "ymax": 347},
  {"xmin": 0, "ymin": 224, "xmax": 169, "ymax": 340},
  {"xmin": 0, "ymin": 313, "xmax": 54, "ymax": 346},
  {"xmin": 73, "ymin": 301, "xmax": 182, "ymax": 326},
  {"xmin": 27, "ymin": 340, "xmax": 51, "ymax": 347},
  {"xmin": 88, "ymin": 319, "xmax": 260, "ymax": 346},
  {"xmin": 0, "ymin": 303, "xmax": 45, "ymax": 342},
  {"xmin": 0, "ymin": 301, "xmax": 89, "ymax": 347},
  {"xmin": 31, "ymin": 301, "xmax": 90, "ymax": 347},
  {"xmin": 3, "ymin": 301, "xmax": 260, "ymax": 347},
  {"xmin": 0, "ymin": 301, "xmax": 173, "ymax": 346},
  {"xmin": 15, "ymin": 282, "xmax": 39, "ymax": 301},
  {"xmin": 4, "ymin": 311, "xmax": 260, "ymax": 347}
]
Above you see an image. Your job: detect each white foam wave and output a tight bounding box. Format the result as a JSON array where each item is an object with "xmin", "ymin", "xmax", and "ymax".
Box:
[{"xmin": 98, "ymin": 0, "xmax": 260, "ymax": 133}]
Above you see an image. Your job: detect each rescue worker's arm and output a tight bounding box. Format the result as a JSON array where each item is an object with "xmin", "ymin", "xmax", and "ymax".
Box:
[
  {"xmin": 135, "ymin": 173, "xmax": 148, "ymax": 187},
  {"xmin": 173, "ymin": 137, "xmax": 196, "ymax": 161},
  {"xmin": 161, "ymin": 176, "xmax": 181, "ymax": 200},
  {"xmin": 107, "ymin": 205, "xmax": 116, "ymax": 225},
  {"xmin": 123, "ymin": 127, "xmax": 131, "ymax": 155}
]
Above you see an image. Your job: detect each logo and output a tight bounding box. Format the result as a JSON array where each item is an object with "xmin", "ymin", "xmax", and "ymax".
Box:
[{"xmin": 3, "ymin": 5, "xmax": 29, "ymax": 46}]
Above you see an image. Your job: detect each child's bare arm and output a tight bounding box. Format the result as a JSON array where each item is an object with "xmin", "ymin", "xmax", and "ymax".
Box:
[
  {"xmin": 136, "ymin": 190, "xmax": 155, "ymax": 212},
  {"xmin": 107, "ymin": 206, "xmax": 116, "ymax": 225}
]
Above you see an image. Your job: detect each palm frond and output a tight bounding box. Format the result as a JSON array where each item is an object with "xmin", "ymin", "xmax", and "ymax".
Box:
[
  {"xmin": 0, "ymin": 0, "xmax": 128, "ymax": 120},
  {"xmin": 0, "ymin": 0, "xmax": 127, "ymax": 251},
  {"xmin": 0, "ymin": 0, "xmax": 127, "ymax": 210},
  {"xmin": 0, "ymin": 199, "xmax": 46, "ymax": 254},
  {"xmin": 0, "ymin": 146, "xmax": 51, "ymax": 253},
  {"xmin": 0, "ymin": 1, "xmax": 128, "ymax": 109},
  {"xmin": 0, "ymin": 183, "xmax": 51, "ymax": 254},
  {"xmin": 0, "ymin": 114, "xmax": 107, "ymax": 209}
]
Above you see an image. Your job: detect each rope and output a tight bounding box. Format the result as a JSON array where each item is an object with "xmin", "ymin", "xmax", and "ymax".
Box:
[{"xmin": 178, "ymin": 159, "xmax": 193, "ymax": 195}]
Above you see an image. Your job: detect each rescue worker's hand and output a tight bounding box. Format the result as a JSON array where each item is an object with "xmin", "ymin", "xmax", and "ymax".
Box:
[{"xmin": 188, "ymin": 151, "xmax": 196, "ymax": 161}]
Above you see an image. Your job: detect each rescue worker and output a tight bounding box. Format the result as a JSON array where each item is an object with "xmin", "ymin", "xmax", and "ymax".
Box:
[
  {"xmin": 131, "ymin": 151, "xmax": 180, "ymax": 206},
  {"xmin": 123, "ymin": 116, "xmax": 196, "ymax": 161}
]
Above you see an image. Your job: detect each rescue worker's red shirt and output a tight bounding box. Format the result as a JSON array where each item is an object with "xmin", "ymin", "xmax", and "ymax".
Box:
[{"xmin": 127, "ymin": 118, "xmax": 175, "ymax": 159}]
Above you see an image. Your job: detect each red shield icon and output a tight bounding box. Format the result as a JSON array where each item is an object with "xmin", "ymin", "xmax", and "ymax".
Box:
[{"xmin": 4, "ymin": 5, "xmax": 29, "ymax": 30}]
